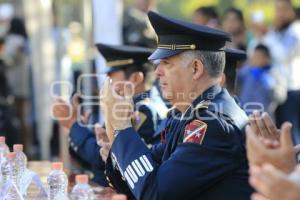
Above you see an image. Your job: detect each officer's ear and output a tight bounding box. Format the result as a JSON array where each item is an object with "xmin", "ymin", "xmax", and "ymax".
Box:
[
  {"xmin": 129, "ymin": 72, "xmax": 144, "ymax": 86},
  {"xmin": 191, "ymin": 58, "xmax": 204, "ymax": 80},
  {"xmin": 220, "ymin": 73, "xmax": 226, "ymax": 87}
]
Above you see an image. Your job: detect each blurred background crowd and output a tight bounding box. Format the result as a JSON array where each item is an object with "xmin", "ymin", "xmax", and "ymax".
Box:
[{"xmin": 0, "ymin": 0, "xmax": 299, "ymax": 164}]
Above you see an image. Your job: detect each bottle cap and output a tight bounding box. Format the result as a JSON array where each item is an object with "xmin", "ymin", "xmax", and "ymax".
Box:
[
  {"xmin": 51, "ymin": 162, "xmax": 63, "ymax": 170},
  {"xmin": 75, "ymin": 174, "xmax": 89, "ymax": 183},
  {"xmin": 112, "ymin": 194, "xmax": 127, "ymax": 200},
  {"xmin": 6, "ymin": 152, "xmax": 16, "ymax": 160},
  {"xmin": 13, "ymin": 144, "xmax": 23, "ymax": 152},
  {"xmin": 0, "ymin": 136, "xmax": 6, "ymax": 144}
]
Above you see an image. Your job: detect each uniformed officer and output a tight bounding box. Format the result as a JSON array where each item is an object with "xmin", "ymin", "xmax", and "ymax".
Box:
[
  {"xmin": 104, "ymin": 106, "xmax": 180, "ymax": 200},
  {"xmin": 101, "ymin": 11, "xmax": 253, "ymax": 200},
  {"xmin": 95, "ymin": 43, "xmax": 167, "ymax": 144},
  {"xmin": 103, "ymin": 49, "xmax": 248, "ymax": 199},
  {"xmin": 52, "ymin": 43, "xmax": 167, "ymax": 186},
  {"xmin": 222, "ymin": 48, "xmax": 247, "ymax": 95}
]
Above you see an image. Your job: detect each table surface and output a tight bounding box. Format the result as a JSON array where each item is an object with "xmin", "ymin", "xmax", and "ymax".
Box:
[{"xmin": 25, "ymin": 161, "xmax": 116, "ymax": 200}]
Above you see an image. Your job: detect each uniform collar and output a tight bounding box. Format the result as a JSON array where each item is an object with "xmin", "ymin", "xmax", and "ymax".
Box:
[
  {"xmin": 178, "ymin": 84, "xmax": 222, "ymax": 118},
  {"xmin": 191, "ymin": 84, "xmax": 222, "ymax": 108},
  {"xmin": 133, "ymin": 90, "xmax": 151, "ymax": 104}
]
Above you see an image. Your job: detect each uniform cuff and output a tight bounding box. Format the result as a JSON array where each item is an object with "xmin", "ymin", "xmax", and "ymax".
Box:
[
  {"xmin": 111, "ymin": 127, "xmax": 150, "ymax": 173},
  {"xmin": 69, "ymin": 122, "xmax": 91, "ymax": 152}
]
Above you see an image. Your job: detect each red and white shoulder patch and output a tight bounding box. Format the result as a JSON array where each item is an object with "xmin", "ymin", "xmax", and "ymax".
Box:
[{"xmin": 183, "ymin": 120, "xmax": 207, "ymax": 144}]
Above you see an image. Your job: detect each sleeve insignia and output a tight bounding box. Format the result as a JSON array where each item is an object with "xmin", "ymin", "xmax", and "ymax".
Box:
[{"xmin": 183, "ymin": 120, "xmax": 207, "ymax": 144}]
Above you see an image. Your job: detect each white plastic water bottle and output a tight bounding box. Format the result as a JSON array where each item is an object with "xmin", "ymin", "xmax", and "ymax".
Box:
[
  {"xmin": 1, "ymin": 152, "xmax": 18, "ymax": 184},
  {"xmin": 0, "ymin": 136, "xmax": 9, "ymax": 165},
  {"xmin": 70, "ymin": 175, "xmax": 94, "ymax": 200},
  {"xmin": 13, "ymin": 144, "xmax": 27, "ymax": 189},
  {"xmin": 1, "ymin": 152, "xmax": 21, "ymax": 199},
  {"xmin": 47, "ymin": 162, "xmax": 68, "ymax": 200}
]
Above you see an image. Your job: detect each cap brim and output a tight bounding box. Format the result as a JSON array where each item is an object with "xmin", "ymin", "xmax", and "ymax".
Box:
[
  {"xmin": 148, "ymin": 49, "xmax": 185, "ymax": 60},
  {"xmin": 225, "ymin": 48, "xmax": 247, "ymax": 60}
]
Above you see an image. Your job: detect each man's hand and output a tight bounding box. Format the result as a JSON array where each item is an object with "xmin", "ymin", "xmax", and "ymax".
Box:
[
  {"xmin": 95, "ymin": 123, "xmax": 111, "ymax": 162},
  {"xmin": 249, "ymin": 111, "xmax": 280, "ymax": 142},
  {"xmin": 100, "ymin": 78, "xmax": 134, "ymax": 142},
  {"xmin": 246, "ymin": 122, "xmax": 298, "ymax": 173},
  {"xmin": 249, "ymin": 111, "xmax": 300, "ymax": 151},
  {"xmin": 95, "ymin": 123, "xmax": 109, "ymax": 144},
  {"xmin": 52, "ymin": 96, "xmax": 77, "ymax": 131},
  {"xmin": 99, "ymin": 140, "xmax": 111, "ymax": 163},
  {"xmin": 249, "ymin": 164, "xmax": 300, "ymax": 200},
  {"xmin": 52, "ymin": 94, "xmax": 91, "ymax": 134}
]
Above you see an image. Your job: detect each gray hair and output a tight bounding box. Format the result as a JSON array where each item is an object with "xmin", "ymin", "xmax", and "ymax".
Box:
[{"xmin": 180, "ymin": 50, "xmax": 225, "ymax": 78}]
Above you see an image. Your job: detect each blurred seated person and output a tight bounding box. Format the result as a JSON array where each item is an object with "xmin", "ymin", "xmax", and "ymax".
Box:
[
  {"xmin": 192, "ymin": 6, "xmax": 219, "ymax": 28},
  {"xmin": 238, "ymin": 44, "xmax": 286, "ymax": 118}
]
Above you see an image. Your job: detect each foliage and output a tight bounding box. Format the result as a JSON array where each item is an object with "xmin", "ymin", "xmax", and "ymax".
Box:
[{"xmin": 124, "ymin": 0, "xmax": 300, "ymax": 23}]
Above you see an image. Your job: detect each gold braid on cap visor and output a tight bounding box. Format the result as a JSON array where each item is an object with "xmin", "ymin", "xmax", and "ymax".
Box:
[
  {"xmin": 158, "ymin": 44, "xmax": 196, "ymax": 50},
  {"xmin": 106, "ymin": 59, "xmax": 134, "ymax": 67}
]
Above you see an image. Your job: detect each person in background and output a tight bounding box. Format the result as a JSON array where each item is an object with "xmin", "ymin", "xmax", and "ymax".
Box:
[
  {"xmin": 52, "ymin": 44, "xmax": 167, "ymax": 186},
  {"xmin": 221, "ymin": 48, "xmax": 247, "ymax": 96},
  {"xmin": 3, "ymin": 17, "xmax": 30, "ymax": 149},
  {"xmin": 238, "ymin": 44, "xmax": 286, "ymax": 118},
  {"xmin": 0, "ymin": 38, "xmax": 10, "ymax": 101},
  {"xmin": 247, "ymin": 11, "xmax": 268, "ymax": 56},
  {"xmin": 222, "ymin": 7, "xmax": 247, "ymax": 50},
  {"xmin": 123, "ymin": 0, "xmax": 157, "ymax": 47},
  {"xmin": 192, "ymin": 6, "xmax": 219, "ymax": 28},
  {"xmin": 94, "ymin": 43, "xmax": 167, "ymax": 145},
  {"xmin": 263, "ymin": 0, "xmax": 300, "ymax": 144},
  {"xmin": 0, "ymin": 37, "xmax": 19, "ymax": 147}
]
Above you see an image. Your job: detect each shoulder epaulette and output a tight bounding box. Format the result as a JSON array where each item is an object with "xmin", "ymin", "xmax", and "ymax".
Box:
[
  {"xmin": 166, "ymin": 106, "xmax": 177, "ymax": 118},
  {"xmin": 192, "ymin": 100, "xmax": 211, "ymax": 112}
]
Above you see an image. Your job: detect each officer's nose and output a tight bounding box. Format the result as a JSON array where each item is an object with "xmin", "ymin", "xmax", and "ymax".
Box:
[{"xmin": 154, "ymin": 62, "xmax": 163, "ymax": 79}]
